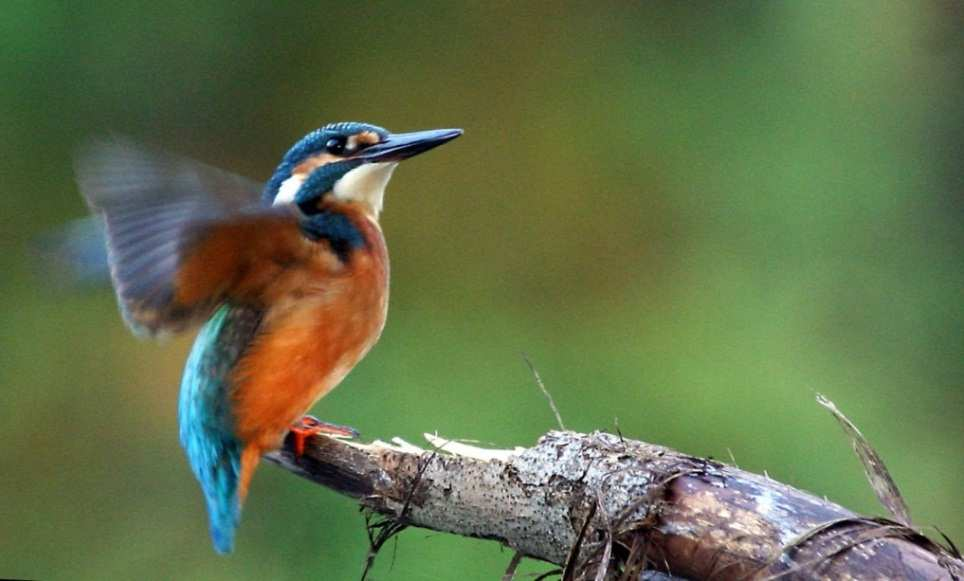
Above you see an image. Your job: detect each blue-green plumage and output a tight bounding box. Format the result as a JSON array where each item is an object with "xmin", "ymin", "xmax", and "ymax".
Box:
[
  {"xmin": 178, "ymin": 304, "xmax": 262, "ymax": 554},
  {"xmin": 294, "ymin": 160, "xmax": 362, "ymax": 213},
  {"xmin": 300, "ymin": 211, "xmax": 366, "ymax": 263}
]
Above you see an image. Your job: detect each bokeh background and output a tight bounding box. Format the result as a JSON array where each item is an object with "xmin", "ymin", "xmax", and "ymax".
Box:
[{"xmin": 1, "ymin": 2, "xmax": 961, "ymax": 579}]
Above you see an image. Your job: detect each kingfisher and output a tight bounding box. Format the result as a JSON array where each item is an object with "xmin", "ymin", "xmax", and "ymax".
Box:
[{"xmin": 76, "ymin": 122, "xmax": 462, "ymax": 554}]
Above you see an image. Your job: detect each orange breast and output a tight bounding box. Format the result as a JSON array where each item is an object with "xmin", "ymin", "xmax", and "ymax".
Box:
[{"xmin": 230, "ymin": 212, "xmax": 389, "ymax": 451}]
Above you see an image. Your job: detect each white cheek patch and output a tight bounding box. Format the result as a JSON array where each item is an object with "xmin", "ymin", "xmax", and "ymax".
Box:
[
  {"xmin": 273, "ymin": 173, "xmax": 305, "ymax": 206},
  {"xmin": 332, "ymin": 162, "xmax": 398, "ymax": 217}
]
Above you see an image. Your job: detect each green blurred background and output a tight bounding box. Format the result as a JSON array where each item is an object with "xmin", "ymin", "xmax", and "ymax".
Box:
[{"xmin": 1, "ymin": 1, "xmax": 961, "ymax": 579}]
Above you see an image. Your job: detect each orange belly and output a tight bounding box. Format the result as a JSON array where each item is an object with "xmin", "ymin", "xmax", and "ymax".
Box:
[{"xmin": 230, "ymin": 235, "xmax": 388, "ymax": 452}]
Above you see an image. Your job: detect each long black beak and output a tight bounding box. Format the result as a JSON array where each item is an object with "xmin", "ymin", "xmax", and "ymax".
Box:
[{"xmin": 359, "ymin": 128, "xmax": 463, "ymax": 163}]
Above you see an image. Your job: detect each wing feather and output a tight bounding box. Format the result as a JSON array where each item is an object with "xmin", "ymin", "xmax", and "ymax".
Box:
[{"xmin": 75, "ymin": 137, "xmax": 296, "ymax": 337}]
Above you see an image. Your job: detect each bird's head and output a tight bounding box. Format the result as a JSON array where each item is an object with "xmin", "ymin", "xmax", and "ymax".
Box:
[{"xmin": 263, "ymin": 122, "xmax": 462, "ymax": 217}]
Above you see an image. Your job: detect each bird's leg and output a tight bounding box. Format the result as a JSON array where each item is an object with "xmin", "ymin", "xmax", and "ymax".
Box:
[{"xmin": 289, "ymin": 415, "xmax": 360, "ymax": 456}]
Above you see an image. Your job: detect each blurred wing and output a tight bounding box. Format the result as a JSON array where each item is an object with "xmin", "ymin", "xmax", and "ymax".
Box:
[
  {"xmin": 31, "ymin": 215, "xmax": 111, "ymax": 287},
  {"xmin": 75, "ymin": 138, "xmax": 298, "ymax": 337},
  {"xmin": 76, "ymin": 136, "xmax": 263, "ymax": 211}
]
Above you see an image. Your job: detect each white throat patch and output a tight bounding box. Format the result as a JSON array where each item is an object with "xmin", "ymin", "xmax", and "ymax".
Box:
[{"xmin": 333, "ymin": 162, "xmax": 398, "ymax": 217}]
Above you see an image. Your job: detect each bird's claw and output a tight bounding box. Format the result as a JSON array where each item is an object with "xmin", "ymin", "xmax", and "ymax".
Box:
[{"xmin": 289, "ymin": 415, "xmax": 360, "ymax": 456}]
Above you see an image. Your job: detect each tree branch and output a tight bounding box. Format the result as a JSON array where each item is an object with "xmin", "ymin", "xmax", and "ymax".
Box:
[{"xmin": 265, "ymin": 430, "xmax": 961, "ymax": 580}]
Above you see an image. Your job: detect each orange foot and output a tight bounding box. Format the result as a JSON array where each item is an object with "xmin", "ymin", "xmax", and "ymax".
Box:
[{"xmin": 289, "ymin": 415, "xmax": 360, "ymax": 456}]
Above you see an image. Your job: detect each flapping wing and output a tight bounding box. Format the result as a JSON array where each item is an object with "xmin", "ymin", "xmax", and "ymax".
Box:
[
  {"xmin": 76, "ymin": 137, "xmax": 302, "ymax": 337},
  {"xmin": 76, "ymin": 136, "xmax": 264, "ymax": 211}
]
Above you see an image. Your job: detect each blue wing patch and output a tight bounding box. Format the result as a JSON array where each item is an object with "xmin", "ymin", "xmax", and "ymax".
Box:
[{"xmin": 31, "ymin": 215, "xmax": 111, "ymax": 287}]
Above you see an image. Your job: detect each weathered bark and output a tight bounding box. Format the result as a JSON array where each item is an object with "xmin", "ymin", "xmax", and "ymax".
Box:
[{"xmin": 265, "ymin": 430, "xmax": 961, "ymax": 580}]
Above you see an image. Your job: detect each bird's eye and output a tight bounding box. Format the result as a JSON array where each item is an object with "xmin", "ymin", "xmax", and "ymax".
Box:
[{"xmin": 325, "ymin": 137, "xmax": 347, "ymax": 155}]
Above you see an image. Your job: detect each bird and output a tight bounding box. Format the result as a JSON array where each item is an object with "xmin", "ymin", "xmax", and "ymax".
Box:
[{"xmin": 75, "ymin": 122, "xmax": 462, "ymax": 554}]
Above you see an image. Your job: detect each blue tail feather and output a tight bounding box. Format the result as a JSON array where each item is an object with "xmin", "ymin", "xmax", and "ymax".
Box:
[
  {"xmin": 178, "ymin": 305, "xmax": 262, "ymax": 553},
  {"xmin": 180, "ymin": 423, "xmax": 241, "ymax": 553},
  {"xmin": 199, "ymin": 440, "xmax": 242, "ymax": 554}
]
